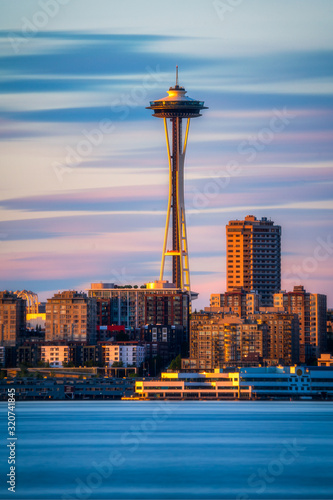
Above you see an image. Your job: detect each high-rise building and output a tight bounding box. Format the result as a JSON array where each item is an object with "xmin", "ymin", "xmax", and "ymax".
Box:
[
  {"xmin": 45, "ymin": 291, "xmax": 97, "ymax": 344},
  {"xmin": 273, "ymin": 286, "xmax": 327, "ymax": 363},
  {"xmin": 226, "ymin": 215, "xmax": 281, "ymax": 306},
  {"xmin": 0, "ymin": 291, "xmax": 26, "ymax": 346},
  {"xmin": 147, "ymin": 68, "xmax": 207, "ymax": 293}
]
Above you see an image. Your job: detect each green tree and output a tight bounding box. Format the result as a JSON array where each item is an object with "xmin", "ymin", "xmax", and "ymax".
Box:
[{"xmin": 169, "ymin": 354, "xmax": 182, "ymax": 371}]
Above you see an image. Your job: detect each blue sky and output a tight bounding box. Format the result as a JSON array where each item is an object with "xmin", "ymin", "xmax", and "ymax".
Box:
[{"xmin": 0, "ymin": 0, "xmax": 332, "ymax": 308}]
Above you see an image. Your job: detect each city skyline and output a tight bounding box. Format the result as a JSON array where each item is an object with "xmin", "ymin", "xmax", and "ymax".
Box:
[{"xmin": 0, "ymin": 0, "xmax": 333, "ymax": 309}]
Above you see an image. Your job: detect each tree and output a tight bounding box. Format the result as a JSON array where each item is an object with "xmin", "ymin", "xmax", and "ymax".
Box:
[
  {"xmin": 169, "ymin": 354, "xmax": 181, "ymax": 371},
  {"xmin": 112, "ymin": 361, "xmax": 124, "ymax": 367}
]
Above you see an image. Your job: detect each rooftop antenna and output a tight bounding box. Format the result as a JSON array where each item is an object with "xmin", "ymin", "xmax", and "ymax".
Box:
[{"xmin": 176, "ymin": 65, "xmax": 179, "ymax": 86}]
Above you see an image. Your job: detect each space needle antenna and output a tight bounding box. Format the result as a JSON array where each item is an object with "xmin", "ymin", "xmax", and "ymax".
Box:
[{"xmin": 176, "ymin": 65, "xmax": 179, "ymax": 86}]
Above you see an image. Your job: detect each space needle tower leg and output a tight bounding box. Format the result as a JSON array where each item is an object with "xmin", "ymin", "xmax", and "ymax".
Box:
[{"xmin": 160, "ymin": 117, "xmax": 191, "ymax": 292}]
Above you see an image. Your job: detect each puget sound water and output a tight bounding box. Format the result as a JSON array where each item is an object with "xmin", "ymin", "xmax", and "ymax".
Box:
[{"xmin": 1, "ymin": 401, "xmax": 333, "ymax": 499}]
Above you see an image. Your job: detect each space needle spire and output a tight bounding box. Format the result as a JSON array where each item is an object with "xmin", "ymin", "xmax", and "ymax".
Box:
[{"xmin": 147, "ymin": 68, "xmax": 207, "ymax": 294}]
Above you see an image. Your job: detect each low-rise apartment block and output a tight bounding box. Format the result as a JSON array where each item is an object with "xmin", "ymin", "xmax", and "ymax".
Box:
[
  {"xmin": 102, "ymin": 343, "xmax": 145, "ymax": 367},
  {"xmin": 41, "ymin": 345, "xmax": 69, "ymax": 367}
]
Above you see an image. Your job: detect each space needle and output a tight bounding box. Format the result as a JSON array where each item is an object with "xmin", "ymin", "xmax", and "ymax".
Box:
[{"xmin": 147, "ymin": 67, "xmax": 207, "ymax": 294}]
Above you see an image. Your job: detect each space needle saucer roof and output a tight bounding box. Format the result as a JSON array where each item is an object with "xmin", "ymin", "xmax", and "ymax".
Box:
[{"xmin": 146, "ymin": 66, "xmax": 208, "ymax": 118}]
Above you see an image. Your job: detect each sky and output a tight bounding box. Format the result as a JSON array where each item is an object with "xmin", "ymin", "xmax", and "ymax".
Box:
[{"xmin": 0, "ymin": 0, "xmax": 332, "ymax": 309}]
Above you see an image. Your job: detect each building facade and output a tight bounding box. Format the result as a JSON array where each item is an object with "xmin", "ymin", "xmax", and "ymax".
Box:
[
  {"xmin": 101, "ymin": 342, "xmax": 145, "ymax": 368},
  {"xmin": 87, "ymin": 282, "xmax": 190, "ymax": 339},
  {"xmin": 141, "ymin": 324, "xmax": 184, "ymax": 366},
  {"xmin": 45, "ymin": 291, "xmax": 97, "ymax": 344},
  {"xmin": 186, "ymin": 312, "xmax": 268, "ymax": 370},
  {"xmin": 250, "ymin": 312, "xmax": 299, "ymax": 365},
  {"xmin": 41, "ymin": 345, "xmax": 69, "ymax": 367},
  {"xmin": 135, "ymin": 366, "xmax": 333, "ymax": 400},
  {"xmin": 209, "ymin": 289, "xmax": 260, "ymax": 318},
  {"xmin": 273, "ymin": 286, "xmax": 327, "ymax": 363},
  {"xmin": 0, "ymin": 291, "xmax": 26, "ymax": 346},
  {"xmin": 226, "ymin": 215, "xmax": 281, "ymax": 306}
]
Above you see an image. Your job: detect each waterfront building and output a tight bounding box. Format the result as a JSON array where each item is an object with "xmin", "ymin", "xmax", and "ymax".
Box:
[
  {"xmin": 135, "ymin": 365, "xmax": 333, "ymax": 400},
  {"xmin": 226, "ymin": 215, "xmax": 281, "ymax": 306},
  {"xmin": 0, "ymin": 377, "xmax": 134, "ymax": 401},
  {"xmin": 45, "ymin": 291, "xmax": 97, "ymax": 344},
  {"xmin": 0, "ymin": 291, "xmax": 26, "ymax": 346},
  {"xmin": 273, "ymin": 286, "xmax": 327, "ymax": 363}
]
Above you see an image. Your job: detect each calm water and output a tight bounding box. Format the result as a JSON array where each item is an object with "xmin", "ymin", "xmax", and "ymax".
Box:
[{"xmin": 0, "ymin": 401, "xmax": 333, "ymax": 499}]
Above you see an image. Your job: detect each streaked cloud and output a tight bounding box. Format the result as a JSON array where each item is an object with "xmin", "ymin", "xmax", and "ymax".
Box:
[{"xmin": 0, "ymin": 1, "xmax": 332, "ymax": 307}]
